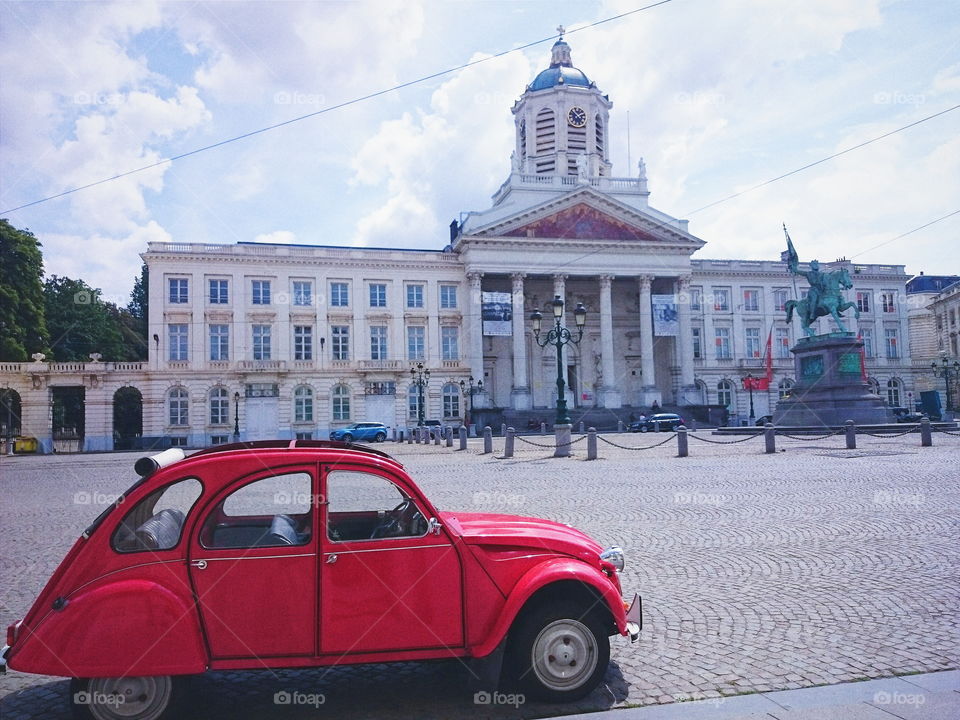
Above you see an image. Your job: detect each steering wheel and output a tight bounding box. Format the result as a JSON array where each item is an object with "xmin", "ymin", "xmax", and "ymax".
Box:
[{"xmin": 370, "ymin": 499, "xmax": 421, "ymax": 539}]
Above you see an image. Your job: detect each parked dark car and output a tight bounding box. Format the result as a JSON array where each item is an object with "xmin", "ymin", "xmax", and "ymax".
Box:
[
  {"xmin": 755, "ymin": 415, "xmax": 773, "ymax": 426},
  {"xmin": 628, "ymin": 413, "xmax": 684, "ymax": 432}
]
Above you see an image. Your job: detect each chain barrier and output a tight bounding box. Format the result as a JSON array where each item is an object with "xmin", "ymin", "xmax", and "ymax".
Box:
[
  {"xmin": 687, "ymin": 431, "xmax": 764, "ymax": 445},
  {"xmin": 932, "ymin": 426, "xmax": 960, "ymax": 437},
  {"xmin": 776, "ymin": 429, "xmax": 845, "ymax": 441},
  {"xmin": 514, "ymin": 434, "xmax": 588, "ymax": 449},
  {"xmin": 858, "ymin": 426, "xmax": 922, "ymax": 438},
  {"xmin": 597, "ymin": 433, "xmax": 677, "ymax": 450}
]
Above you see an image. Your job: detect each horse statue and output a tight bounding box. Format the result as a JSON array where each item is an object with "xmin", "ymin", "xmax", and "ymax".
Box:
[{"xmin": 785, "ymin": 266, "xmax": 860, "ymax": 336}]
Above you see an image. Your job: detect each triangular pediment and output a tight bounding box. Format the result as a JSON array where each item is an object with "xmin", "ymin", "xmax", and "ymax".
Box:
[{"xmin": 503, "ymin": 202, "xmax": 657, "ymax": 241}]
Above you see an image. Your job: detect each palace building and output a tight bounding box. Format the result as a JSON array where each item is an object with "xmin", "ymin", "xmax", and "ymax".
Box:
[{"xmin": 0, "ymin": 37, "xmax": 927, "ymax": 452}]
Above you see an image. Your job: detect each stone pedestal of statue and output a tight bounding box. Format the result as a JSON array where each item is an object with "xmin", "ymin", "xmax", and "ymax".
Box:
[{"xmin": 773, "ymin": 333, "xmax": 893, "ymax": 427}]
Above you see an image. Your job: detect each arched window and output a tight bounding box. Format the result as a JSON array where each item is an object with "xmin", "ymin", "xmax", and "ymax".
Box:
[
  {"xmin": 168, "ymin": 387, "xmax": 188, "ymax": 426},
  {"xmin": 778, "ymin": 378, "xmax": 795, "ymax": 400},
  {"xmin": 294, "ymin": 386, "xmax": 314, "ymax": 423},
  {"xmin": 717, "ymin": 380, "xmax": 734, "ymax": 409},
  {"xmin": 209, "ymin": 387, "xmax": 229, "ymax": 425},
  {"xmin": 331, "ymin": 384, "xmax": 350, "ymax": 421},
  {"xmin": 886, "ymin": 378, "xmax": 902, "ymax": 408},
  {"xmin": 408, "ymin": 383, "xmax": 422, "ymax": 421},
  {"xmin": 442, "ymin": 383, "xmax": 460, "ymax": 419}
]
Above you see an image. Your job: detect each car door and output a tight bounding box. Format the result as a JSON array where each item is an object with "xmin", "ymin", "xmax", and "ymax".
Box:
[
  {"xmin": 189, "ymin": 465, "xmax": 318, "ymax": 659},
  {"xmin": 320, "ymin": 465, "xmax": 464, "ymax": 655}
]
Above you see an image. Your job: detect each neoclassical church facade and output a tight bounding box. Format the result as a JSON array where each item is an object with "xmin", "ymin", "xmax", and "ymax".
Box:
[{"xmin": 1, "ymin": 37, "xmax": 919, "ymax": 451}]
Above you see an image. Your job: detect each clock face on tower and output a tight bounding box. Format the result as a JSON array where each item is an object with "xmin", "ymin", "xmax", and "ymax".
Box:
[{"xmin": 567, "ymin": 106, "xmax": 587, "ymax": 128}]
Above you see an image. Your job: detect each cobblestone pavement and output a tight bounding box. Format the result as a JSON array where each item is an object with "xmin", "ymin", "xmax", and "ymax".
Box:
[{"xmin": 2, "ymin": 430, "xmax": 958, "ymax": 719}]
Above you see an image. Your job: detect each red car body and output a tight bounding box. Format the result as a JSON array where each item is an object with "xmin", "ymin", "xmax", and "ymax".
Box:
[{"xmin": 3, "ymin": 441, "xmax": 640, "ymax": 718}]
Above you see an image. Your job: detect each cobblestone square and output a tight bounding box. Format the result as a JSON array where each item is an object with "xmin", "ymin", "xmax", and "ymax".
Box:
[{"xmin": 2, "ymin": 431, "xmax": 958, "ymax": 719}]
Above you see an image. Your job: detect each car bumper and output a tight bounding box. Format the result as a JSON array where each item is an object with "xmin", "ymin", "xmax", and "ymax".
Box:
[{"xmin": 624, "ymin": 593, "xmax": 642, "ymax": 641}]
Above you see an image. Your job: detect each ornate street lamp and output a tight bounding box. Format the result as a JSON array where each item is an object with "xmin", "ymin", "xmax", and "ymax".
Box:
[
  {"xmin": 742, "ymin": 373, "xmax": 756, "ymax": 423},
  {"xmin": 931, "ymin": 355, "xmax": 960, "ymax": 413},
  {"xmin": 233, "ymin": 391, "xmax": 241, "ymax": 439},
  {"xmin": 531, "ymin": 295, "xmax": 587, "ymax": 426},
  {"xmin": 459, "ymin": 375, "xmax": 483, "ymax": 429},
  {"xmin": 410, "ymin": 362, "xmax": 431, "ymax": 427}
]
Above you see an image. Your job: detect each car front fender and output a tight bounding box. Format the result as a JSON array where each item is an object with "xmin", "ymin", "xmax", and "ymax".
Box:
[
  {"xmin": 9, "ymin": 577, "xmax": 207, "ymax": 678},
  {"xmin": 470, "ymin": 557, "xmax": 626, "ymax": 658}
]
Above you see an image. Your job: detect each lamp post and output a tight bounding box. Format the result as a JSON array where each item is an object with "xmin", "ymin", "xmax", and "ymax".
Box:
[
  {"xmin": 531, "ymin": 295, "xmax": 587, "ymax": 426},
  {"xmin": 742, "ymin": 373, "xmax": 756, "ymax": 423},
  {"xmin": 931, "ymin": 355, "xmax": 960, "ymax": 413},
  {"xmin": 410, "ymin": 362, "xmax": 431, "ymax": 427},
  {"xmin": 233, "ymin": 391, "xmax": 241, "ymax": 440},
  {"xmin": 459, "ymin": 375, "xmax": 482, "ymax": 430}
]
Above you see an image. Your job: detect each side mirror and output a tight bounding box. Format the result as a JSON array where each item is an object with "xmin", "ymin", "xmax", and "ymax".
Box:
[{"xmin": 427, "ymin": 517, "xmax": 443, "ymax": 536}]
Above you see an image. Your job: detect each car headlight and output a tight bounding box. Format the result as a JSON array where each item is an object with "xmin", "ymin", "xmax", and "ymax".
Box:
[{"xmin": 600, "ymin": 546, "xmax": 624, "ymax": 572}]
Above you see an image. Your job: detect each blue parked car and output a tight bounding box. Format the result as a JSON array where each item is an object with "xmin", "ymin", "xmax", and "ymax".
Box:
[{"xmin": 329, "ymin": 422, "xmax": 389, "ymax": 442}]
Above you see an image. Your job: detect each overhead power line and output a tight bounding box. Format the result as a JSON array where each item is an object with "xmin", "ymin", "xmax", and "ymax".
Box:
[
  {"xmin": 850, "ymin": 209, "xmax": 960, "ymax": 259},
  {"xmin": 1, "ymin": 0, "xmax": 674, "ymax": 215},
  {"xmin": 686, "ymin": 103, "xmax": 960, "ymax": 216}
]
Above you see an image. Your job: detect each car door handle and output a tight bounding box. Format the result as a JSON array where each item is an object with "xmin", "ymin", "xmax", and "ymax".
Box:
[
  {"xmin": 325, "ymin": 554, "xmax": 338, "ymax": 564},
  {"xmin": 190, "ymin": 560, "xmax": 208, "ymax": 570}
]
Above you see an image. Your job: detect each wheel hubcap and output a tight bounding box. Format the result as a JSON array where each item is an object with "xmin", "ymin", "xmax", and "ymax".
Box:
[
  {"xmin": 86, "ymin": 676, "xmax": 172, "ymax": 720},
  {"xmin": 531, "ymin": 619, "xmax": 597, "ymax": 691}
]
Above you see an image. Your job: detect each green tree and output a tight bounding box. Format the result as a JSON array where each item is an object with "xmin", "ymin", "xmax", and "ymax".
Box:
[
  {"xmin": 0, "ymin": 219, "xmax": 50, "ymax": 360},
  {"xmin": 43, "ymin": 276, "xmax": 130, "ymax": 361},
  {"xmin": 124, "ymin": 263, "xmax": 149, "ymax": 359}
]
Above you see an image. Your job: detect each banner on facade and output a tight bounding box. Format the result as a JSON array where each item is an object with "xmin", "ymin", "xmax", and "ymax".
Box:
[
  {"xmin": 482, "ymin": 291, "xmax": 513, "ymax": 336},
  {"xmin": 652, "ymin": 294, "xmax": 679, "ymax": 336}
]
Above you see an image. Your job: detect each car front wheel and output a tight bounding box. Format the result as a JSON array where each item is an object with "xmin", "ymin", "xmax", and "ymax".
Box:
[
  {"xmin": 71, "ymin": 676, "xmax": 182, "ymax": 720},
  {"xmin": 375, "ymin": 432, "xmax": 386, "ymax": 442},
  {"xmin": 341, "ymin": 433, "xmax": 353, "ymax": 443},
  {"xmin": 640, "ymin": 425, "xmax": 648, "ymax": 433},
  {"xmin": 506, "ymin": 602, "xmax": 610, "ymax": 702}
]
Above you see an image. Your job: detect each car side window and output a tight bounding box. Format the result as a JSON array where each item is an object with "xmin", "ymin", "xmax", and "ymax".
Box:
[
  {"xmin": 201, "ymin": 472, "xmax": 313, "ymax": 549},
  {"xmin": 326, "ymin": 470, "xmax": 427, "ymax": 542},
  {"xmin": 112, "ymin": 477, "xmax": 202, "ymax": 553}
]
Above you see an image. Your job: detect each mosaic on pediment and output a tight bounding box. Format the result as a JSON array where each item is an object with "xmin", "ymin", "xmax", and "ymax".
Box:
[{"xmin": 501, "ymin": 204, "xmax": 659, "ymax": 241}]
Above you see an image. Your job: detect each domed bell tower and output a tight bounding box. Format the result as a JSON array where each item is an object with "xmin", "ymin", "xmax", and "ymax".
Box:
[{"xmin": 512, "ymin": 30, "xmax": 613, "ymax": 178}]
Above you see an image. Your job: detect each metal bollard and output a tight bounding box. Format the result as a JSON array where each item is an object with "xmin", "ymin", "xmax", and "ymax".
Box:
[
  {"xmin": 587, "ymin": 427, "xmax": 597, "ymax": 460},
  {"xmin": 764, "ymin": 422, "xmax": 776, "ymax": 454},
  {"xmin": 845, "ymin": 420, "xmax": 856, "ymax": 450},
  {"xmin": 407, "ymin": 429, "xmax": 413, "ymax": 444},
  {"xmin": 483, "ymin": 426, "xmax": 493, "ymax": 454},
  {"xmin": 920, "ymin": 417, "xmax": 932, "ymax": 447},
  {"xmin": 501, "ymin": 423, "xmax": 507, "ymax": 438},
  {"xmin": 392, "ymin": 428, "xmax": 397, "ymax": 442},
  {"xmin": 446, "ymin": 427, "xmax": 453, "ymax": 447},
  {"xmin": 540, "ymin": 422, "xmax": 547, "ymax": 435},
  {"xmin": 504, "ymin": 428, "xmax": 515, "ymax": 458},
  {"xmin": 434, "ymin": 430, "xmax": 441, "ymax": 446},
  {"xmin": 654, "ymin": 421, "xmax": 661, "ymax": 433},
  {"xmin": 618, "ymin": 420, "xmax": 624, "ymax": 433},
  {"xmin": 579, "ymin": 421, "xmax": 585, "ymax": 434},
  {"xmin": 677, "ymin": 425, "xmax": 688, "ymax": 457},
  {"xmin": 458, "ymin": 425, "xmax": 467, "ymax": 451}
]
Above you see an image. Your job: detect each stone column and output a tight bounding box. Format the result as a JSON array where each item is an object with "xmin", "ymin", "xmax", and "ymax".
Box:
[
  {"xmin": 638, "ymin": 275, "xmax": 661, "ymax": 406},
  {"xmin": 598, "ymin": 275, "xmax": 621, "ymax": 408},
  {"xmin": 676, "ymin": 275, "xmax": 697, "ymax": 405},
  {"xmin": 510, "ymin": 273, "xmax": 531, "ymax": 409},
  {"xmin": 467, "ymin": 272, "xmax": 487, "ymax": 408}
]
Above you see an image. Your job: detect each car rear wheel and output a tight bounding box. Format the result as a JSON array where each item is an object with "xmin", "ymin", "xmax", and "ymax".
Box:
[
  {"xmin": 375, "ymin": 432, "xmax": 386, "ymax": 442},
  {"xmin": 640, "ymin": 425, "xmax": 648, "ymax": 433},
  {"xmin": 506, "ymin": 602, "xmax": 610, "ymax": 702},
  {"xmin": 70, "ymin": 676, "xmax": 182, "ymax": 720}
]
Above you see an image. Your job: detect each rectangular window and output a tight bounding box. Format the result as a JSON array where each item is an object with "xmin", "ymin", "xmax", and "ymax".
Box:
[
  {"xmin": 885, "ymin": 328, "xmax": 899, "ymax": 358},
  {"xmin": 745, "ymin": 327, "xmax": 761, "ymax": 358},
  {"xmin": 407, "ymin": 326, "xmax": 425, "ymax": 361},
  {"xmin": 856, "ymin": 291, "xmax": 871, "ymax": 313},
  {"xmin": 862, "ymin": 328, "xmax": 874, "ymax": 358},
  {"xmin": 331, "ymin": 325, "xmax": 350, "ymax": 360},
  {"xmin": 209, "ymin": 279, "xmax": 229, "ymax": 304},
  {"xmin": 209, "ymin": 324, "xmax": 229, "ymax": 361},
  {"xmin": 743, "ymin": 289, "xmax": 760, "ymax": 312},
  {"xmin": 881, "ymin": 292, "xmax": 896, "ymax": 313},
  {"xmin": 776, "ymin": 327, "xmax": 791, "ymax": 359},
  {"xmin": 443, "ymin": 389, "xmax": 460, "ymax": 418},
  {"xmin": 252, "ymin": 280, "xmax": 271, "ymax": 305},
  {"xmin": 293, "ymin": 281, "xmax": 312, "ymax": 306},
  {"xmin": 690, "ymin": 287, "xmax": 702, "ymax": 311},
  {"xmin": 441, "ymin": 327, "xmax": 459, "ymax": 360},
  {"xmin": 211, "ymin": 435, "xmax": 229, "ymax": 445},
  {"xmin": 370, "ymin": 326, "xmax": 387, "ymax": 360},
  {"xmin": 253, "ymin": 324, "xmax": 272, "ymax": 360},
  {"xmin": 210, "ymin": 393, "xmax": 229, "ymax": 425},
  {"xmin": 369, "ymin": 283, "xmax": 387, "ymax": 308},
  {"xmin": 168, "ymin": 278, "xmax": 189, "ymax": 304},
  {"xmin": 168, "ymin": 324, "xmax": 188, "ymax": 361},
  {"xmin": 330, "ymin": 282, "xmax": 349, "ymax": 307},
  {"xmin": 295, "ymin": 431, "xmax": 313, "ymax": 441},
  {"xmin": 714, "ymin": 327, "xmax": 731, "ymax": 359},
  {"xmin": 406, "ymin": 284, "xmax": 424, "ymax": 308},
  {"xmin": 773, "ymin": 289, "xmax": 788, "ymax": 312},
  {"xmin": 294, "ymin": 325, "xmax": 313, "ymax": 361},
  {"xmin": 692, "ymin": 327, "xmax": 702, "ymax": 359},
  {"xmin": 713, "ymin": 288, "xmax": 730, "ymax": 312},
  {"xmin": 440, "ymin": 285, "xmax": 458, "ymax": 309}
]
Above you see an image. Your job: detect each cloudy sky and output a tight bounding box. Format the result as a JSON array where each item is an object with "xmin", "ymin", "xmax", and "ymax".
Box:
[{"xmin": 1, "ymin": 0, "xmax": 958, "ymax": 304}]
